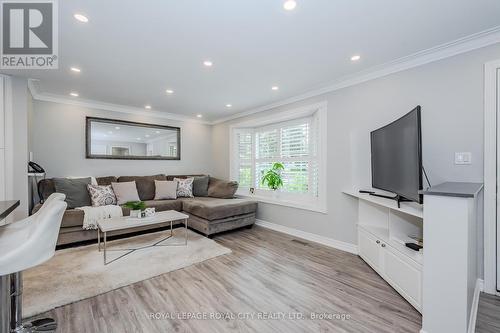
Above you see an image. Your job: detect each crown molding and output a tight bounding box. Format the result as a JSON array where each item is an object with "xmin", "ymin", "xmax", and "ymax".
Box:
[
  {"xmin": 28, "ymin": 80, "xmax": 211, "ymax": 125},
  {"xmin": 211, "ymin": 26, "xmax": 500, "ymax": 125}
]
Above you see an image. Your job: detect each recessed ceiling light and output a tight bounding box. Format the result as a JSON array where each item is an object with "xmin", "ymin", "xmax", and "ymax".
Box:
[
  {"xmin": 271, "ymin": 86, "xmax": 279, "ymax": 91},
  {"xmin": 145, "ymin": 134, "xmax": 150, "ymax": 138},
  {"xmin": 226, "ymin": 104, "xmax": 232, "ymax": 108},
  {"xmin": 115, "ymin": 126, "xmax": 120, "ymax": 130},
  {"xmin": 196, "ymin": 114, "xmax": 203, "ymax": 118},
  {"xmin": 69, "ymin": 92, "xmax": 79, "ymax": 97},
  {"xmin": 73, "ymin": 14, "xmax": 89, "ymax": 23},
  {"xmin": 203, "ymin": 60, "xmax": 213, "ymax": 67},
  {"xmin": 155, "ymin": 131, "xmax": 161, "ymax": 134},
  {"xmin": 351, "ymin": 55, "xmax": 361, "ymax": 61},
  {"xmin": 283, "ymin": 0, "xmax": 297, "ymax": 11},
  {"xmin": 145, "ymin": 105, "xmax": 151, "ymax": 109},
  {"xmin": 70, "ymin": 67, "xmax": 81, "ymax": 73},
  {"xmin": 166, "ymin": 89, "xmax": 174, "ymax": 94},
  {"xmin": 136, "ymin": 137, "xmax": 142, "ymax": 140}
]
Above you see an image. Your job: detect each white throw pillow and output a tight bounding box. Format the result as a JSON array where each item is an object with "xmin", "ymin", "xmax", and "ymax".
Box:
[
  {"xmin": 87, "ymin": 184, "xmax": 117, "ymax": 207},
  {"xmin": 154, "ymin": 180, "xmax": 178, "ymax": 200},
  {"xmin": 174, "ymin": 178, "xmax": 194, "ymax": 198},
  {"xmin": 111, "ymin": 181, "xmax": 140, "ymax": 205}
]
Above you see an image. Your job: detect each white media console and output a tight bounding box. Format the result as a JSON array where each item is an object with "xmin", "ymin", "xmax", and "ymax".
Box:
[
  {"xmin": 345, "ymin": 182, "xmax": 483, "ymax": 333},
  {"xmin": 344, "ymin": 190, "xmax": 424, "ymax": 312}
]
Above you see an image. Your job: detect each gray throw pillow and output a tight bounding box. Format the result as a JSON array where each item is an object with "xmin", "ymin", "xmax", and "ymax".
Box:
[
  {"xmin": 193, "ymin": 176, "xmax": 209, "ymax": 197},
  {"xmin": 154, "ymin": 180, "xmax": 178, "ymax": 200},
  {"xmin": 53, "ymin": 177, "xmax": 92, "ymax": 209},
  {"xmin": 208, "ymin": 177, "xmax": 239, "ymax": 199},
  {"xmin": 111, "ymin": 181, "xmax": 140, "ymax": 205}
]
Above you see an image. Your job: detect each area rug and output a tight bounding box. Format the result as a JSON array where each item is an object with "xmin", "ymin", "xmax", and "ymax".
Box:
[{"xmin": 23, "ymin": 229, "xmax": 231, "ymax": 317}]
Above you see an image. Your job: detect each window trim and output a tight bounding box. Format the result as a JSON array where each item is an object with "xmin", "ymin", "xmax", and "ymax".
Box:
[{"xmin": 229, "ymin": 101, "xmax": 327, "ymax": 213}]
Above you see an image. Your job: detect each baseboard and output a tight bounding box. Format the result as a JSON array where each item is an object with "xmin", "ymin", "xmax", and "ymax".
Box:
[
  {"xmin": 255, "ymin": 219, "xmax": 358, "ymax": 255},
  {"xmin": 468, "ymin": 278, "xmax": 484, "ymax": 333}
]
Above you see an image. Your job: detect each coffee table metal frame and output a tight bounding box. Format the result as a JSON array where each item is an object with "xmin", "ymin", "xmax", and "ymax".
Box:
[{"xmin": 97, "ymin": 214, "xmax": 188, "ymax": 265}]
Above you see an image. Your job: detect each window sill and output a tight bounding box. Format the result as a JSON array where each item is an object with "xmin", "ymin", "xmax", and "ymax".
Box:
[{"xmin": 236, "ymin": 194, "xmax": 327, "ymax": 214}]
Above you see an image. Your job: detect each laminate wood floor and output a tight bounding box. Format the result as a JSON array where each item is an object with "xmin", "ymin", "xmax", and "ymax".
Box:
[
  {"xmin": 33, "ymin": 226, "xmax": 422, "ymax": 333},
  {"xmin": 476, "ymin": 292, "xmax": 500, "ymax": 333}
]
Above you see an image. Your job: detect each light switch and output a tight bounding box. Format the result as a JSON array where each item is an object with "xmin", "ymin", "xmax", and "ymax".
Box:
[{"xmin": 455, "ymin": 152, "xmax": 472, "ymax": 165}]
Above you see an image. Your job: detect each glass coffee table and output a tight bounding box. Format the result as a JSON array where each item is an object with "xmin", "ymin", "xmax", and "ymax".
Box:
[{"xmin": 97, "ymin": 210, "xmax": 189, "ymax": 265}]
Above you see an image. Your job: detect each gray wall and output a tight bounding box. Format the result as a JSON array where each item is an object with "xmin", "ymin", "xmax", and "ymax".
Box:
[
  {"xmin": 212, "ymin": 43, "xmax": 500, "ymax": 246},
  {"xmin": 30, "ymin": 100, "xmax": 214, "ymax": 178}
]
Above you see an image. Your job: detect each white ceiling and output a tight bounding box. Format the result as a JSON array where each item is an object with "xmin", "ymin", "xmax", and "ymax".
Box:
[{"xmin": 2, "ymin": 0, "xmax": 500, "ymax": 122}]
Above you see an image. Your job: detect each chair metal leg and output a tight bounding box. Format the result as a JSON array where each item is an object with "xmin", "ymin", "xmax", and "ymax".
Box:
[
  {"xmin": 23, "ymin": 318, "xmax": 57, "ymax": 332},
  {"xmin": 10, "ymin": 272, "xmax": 22, "ymax": 331},
  {"xmin": 0, "ymin": 275, "xmax": 10, "ymax": 333},
  {"xmin": 9, "ymin": 272, "xmax": 57, "ymax": 333}
]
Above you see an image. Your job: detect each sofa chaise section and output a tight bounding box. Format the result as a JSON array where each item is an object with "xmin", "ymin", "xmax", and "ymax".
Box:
[{"xmin": 181, "ymin": 197, "xmax": 257, "ymax": 237}]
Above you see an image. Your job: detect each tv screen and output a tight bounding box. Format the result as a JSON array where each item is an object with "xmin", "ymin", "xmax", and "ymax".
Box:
[{"xmin": 371, "ymin": 106, "xmax": 422, "ymax": 204}]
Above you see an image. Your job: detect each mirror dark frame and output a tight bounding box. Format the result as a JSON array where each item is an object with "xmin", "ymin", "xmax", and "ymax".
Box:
[{"xmin": 85, "ymin": 117, "xmax": 181, "ymax": 160}]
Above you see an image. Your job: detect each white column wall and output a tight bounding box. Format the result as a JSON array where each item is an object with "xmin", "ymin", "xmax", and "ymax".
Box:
[
  {"xmin": 0, "ymin": 76, "xmax": 5, "ymax": 201},
  {"xmin": 3, "ymin": 76, "xmax": 29, "ymax": 221}
]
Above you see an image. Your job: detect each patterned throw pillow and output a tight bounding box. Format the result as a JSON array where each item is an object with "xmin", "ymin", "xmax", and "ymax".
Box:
[
  {"xmin": 87, "ymin": 184, "xmax": 117, "ymax": 207},
  {"xmin": 173, "ymin": 178, "xmax": 194, "ymax": 198}
]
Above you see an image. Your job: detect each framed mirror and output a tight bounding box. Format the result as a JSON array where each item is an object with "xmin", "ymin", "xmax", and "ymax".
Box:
[{"xmin": 86, "ymin": 117, "xmax": 180, "ymax": 160}]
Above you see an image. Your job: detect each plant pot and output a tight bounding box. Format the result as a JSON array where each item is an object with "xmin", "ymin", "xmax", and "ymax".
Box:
[
  {"xmin": 130, "ymin": 210, "xmax": 141, "ymax": 218},
  {"xmin": 272, "ymin": 189, "xmax": 281, "ymax": 199}
]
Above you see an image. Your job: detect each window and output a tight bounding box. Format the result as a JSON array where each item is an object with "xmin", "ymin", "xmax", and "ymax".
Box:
[{"xmin": 230, "ymin": 103, "xmax": 326, "ymax": 212}]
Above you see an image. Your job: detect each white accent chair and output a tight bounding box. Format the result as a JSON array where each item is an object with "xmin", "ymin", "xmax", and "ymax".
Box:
[{"xmin": 0, "ymin": 193, "xmax": 66, "ymax": 333}]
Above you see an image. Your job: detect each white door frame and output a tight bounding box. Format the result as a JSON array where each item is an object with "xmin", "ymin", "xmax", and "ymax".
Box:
[{"xmin": 484, "ymin": 59, "xmax": 500, "ymax": 295}]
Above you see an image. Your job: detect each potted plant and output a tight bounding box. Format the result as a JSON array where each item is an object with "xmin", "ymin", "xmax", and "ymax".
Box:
[
  {"xmin": 261, "ymin": 162, "xmax": 285, "ymax": 196},
  {"xmin": 123, "ymin": 201, "xmax": 146, "ymax": 218}
]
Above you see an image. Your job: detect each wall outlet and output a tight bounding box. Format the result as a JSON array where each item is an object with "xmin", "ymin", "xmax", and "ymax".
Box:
[{"xmin": 455, "ymin": 152, "xmax": 472, "ymax": 165}]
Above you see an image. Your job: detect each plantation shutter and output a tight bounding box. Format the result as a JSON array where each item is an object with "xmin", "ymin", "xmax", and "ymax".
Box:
[
  {"xmin": 236, "ymin": 131, "xmax": 253, "ymax": 188},
  {"xmin": 255, "ymin": 129, "xmax": 278, "ymax": 189},
  {"xmin": 250, "ymin": 117, "xmax": 317, "ymax": 195},
  {"xmin": 280, "ymin": 122, "xmax": 310, "ymax": 193},
  {"xmin": 234, "ymin": 112, "xmax": 320, "ymax": 199},
  {"xmin": 310, "ymin": 113, "xmax": 320, "ymax": 197}
]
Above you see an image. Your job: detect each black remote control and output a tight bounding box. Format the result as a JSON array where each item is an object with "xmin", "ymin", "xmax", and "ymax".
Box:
[
  {"xmin": 359, "ymin": 190, "xmax": 375, "ymax": 194},
  {"xmin": 405, "ymin": 243, "xmax": 423, "ymax": 251}
]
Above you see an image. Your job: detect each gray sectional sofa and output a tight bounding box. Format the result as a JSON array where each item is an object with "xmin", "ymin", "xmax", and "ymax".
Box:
[{"xmin": 34, "ymin": 174, "xmax": 257, "ymax": 245}]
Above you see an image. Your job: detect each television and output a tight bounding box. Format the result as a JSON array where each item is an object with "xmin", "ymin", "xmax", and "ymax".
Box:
[{"xmin": 370, "ymin": 106, "xmax": 423, "ymax": 204}]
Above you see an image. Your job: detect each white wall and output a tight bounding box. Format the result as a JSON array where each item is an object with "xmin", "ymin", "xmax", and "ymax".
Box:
[
  {"xmin": 0, "ymin": 76, "xmax": 6, "ymax": 202},
  {"xmin": 3, "ymin": 76, "xmax": 30, "ymax": 220},
  {"xmin": 30, "ymin": 100, "xmax": 214, "ymax": 178},
  {"xmin": 212, "ymin": 43, "xmax": 500, "ymax": 247}
]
